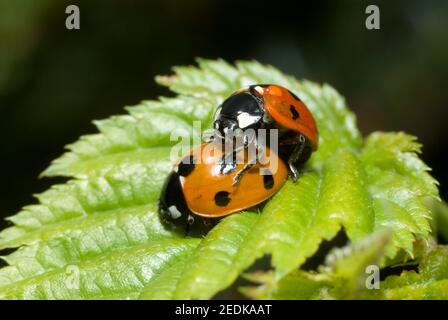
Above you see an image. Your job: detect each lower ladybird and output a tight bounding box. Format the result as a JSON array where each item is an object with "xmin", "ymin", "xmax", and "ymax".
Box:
[{"xmin": 158, "ymin": 141, "xmax": 288, "ymax": 235}]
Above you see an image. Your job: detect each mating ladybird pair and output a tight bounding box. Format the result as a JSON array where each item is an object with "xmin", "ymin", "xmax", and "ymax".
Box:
[{"xmin": 159, "ymin": 84, "xmax": 318, "ymax": 233}]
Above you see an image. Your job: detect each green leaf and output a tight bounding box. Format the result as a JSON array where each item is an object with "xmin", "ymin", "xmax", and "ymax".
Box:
[
  {"xmin": 0, "ymin": 59, "xmax": 439, "ymax": 299},
  {"xmin": 240, "ymin": 231, "xmax": 391, "ymax": 299},
  {"xmin": 242, "ymin": 234, "xmax": 448, "ymax": 300},
  {"xmin": 139, "ymin": 212, "xmax": 259, "ymax": 300},
  {"xmin": 369, "ymin": 245, "xmax": 448, "ymax": 299},
  {"xmin": 426, "ymin": 198, "xmax": 448, "ymax": 242},
  {"xmin": 0, "ymin": 239, "xmax": 199, "ymax": 299}
]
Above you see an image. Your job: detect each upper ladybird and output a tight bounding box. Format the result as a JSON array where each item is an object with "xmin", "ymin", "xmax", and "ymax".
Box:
[{"xmin": 212, "ymin": 84, "xmax": 318, "ymax": 180}]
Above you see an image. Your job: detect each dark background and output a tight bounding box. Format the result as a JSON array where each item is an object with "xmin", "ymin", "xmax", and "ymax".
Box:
[{"xmin": 1, "ymin": 0, "xmax": 447, "ymax": 225}]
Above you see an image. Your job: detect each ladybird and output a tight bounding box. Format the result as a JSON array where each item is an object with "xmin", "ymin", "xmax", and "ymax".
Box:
[
  {"xmin": 212, "ymin": 84, "xmax": 318, "ymax": 181},
  {"xmin": 158, "ymin": 142, "xmax": 288, "ymax": 233}
]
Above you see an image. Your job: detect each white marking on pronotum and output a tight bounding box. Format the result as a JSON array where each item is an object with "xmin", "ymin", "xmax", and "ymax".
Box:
[
  {"xmin": 168, "ymin": 206, "xmax": 182, "ymax": 219},
  {"xmin": 237, "ymin": 112, "xmax": 258, "ymax": 128},
  {"xmin": 254, "ymin": 86, "xmax": 265, "ymax": 94}
]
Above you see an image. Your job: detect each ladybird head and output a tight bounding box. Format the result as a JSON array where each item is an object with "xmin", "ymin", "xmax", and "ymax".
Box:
[{"xmin": 213, "ymin": 90, "xmax": 264, "ymax": 140}]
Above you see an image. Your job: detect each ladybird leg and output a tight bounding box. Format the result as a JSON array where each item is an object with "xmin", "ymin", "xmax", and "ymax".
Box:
[
  {"xmin": 220, "ymin": 152, "xmax": 233, "ymax": 173},
  {"xmin": 289, "ymin": 164, "xmax": 299, "ymax": 182},
  {"xmin": 232, "ymin": 158, "xmax": 259, "ymax": 186},
  {"xmin": 220, "ymin": 144, "xmax": 245, "ymax": 174},
  {"xmin": 232, "ymin": 143, "xmax": 264, "ymax": 186},
  {"xmin": 184, "ymin": 214, "xmax": 195, "ymax": 236},
  {"xmin": 232, "ymin": 159, "xmax": 256, "ymax": 186},
  {"xmin": 243, "ymin": 128, "xmax": 257, "ymax": 146},
  {"xmin": 288, "ymin": 134, "xmax": 306, "ymax": 182},
  {"xmin": 219, "ymin": 126, "xmax": 254, "ymax": 172}
]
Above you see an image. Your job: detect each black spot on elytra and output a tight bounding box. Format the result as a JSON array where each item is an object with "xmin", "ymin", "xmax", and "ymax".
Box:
[
  {"xmin": 263, "ymin": 171, "xmax": 274, "ymax": 189},
  {"xmin": 289, "ymin": 105, "xmax": 300, "ymax": 120},
  {"xmin": 178, "ymin": 155, "xmax": 195, "ymax": 177},
  {"xmin": 215, "ymin": 191, "xmax": 231, "ymax": 207},
  {"xmin": 288, "ymin": 89, "xmax": 302, "ymax": 102}
]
